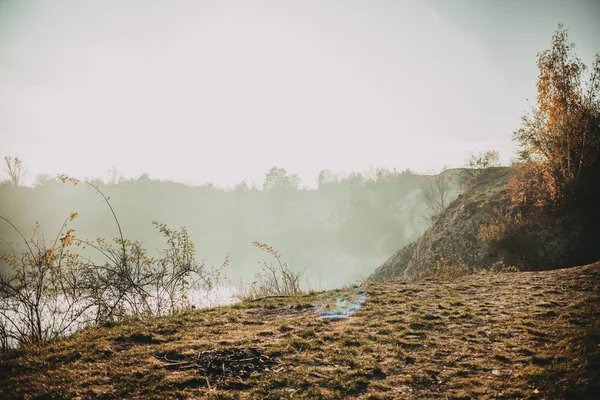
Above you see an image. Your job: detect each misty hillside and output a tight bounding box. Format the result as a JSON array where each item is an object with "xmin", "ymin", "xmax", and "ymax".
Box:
[
  {"xmin": 370, "ymin": 166, "xmax": 600, "ymax": 283},
  {"xmin": 0, "ymin": 168, "xmax": 460, "ymax": 288},
  {"xmin": 1, "ymin": 262, "xmax": 598, "ymax": 399}
]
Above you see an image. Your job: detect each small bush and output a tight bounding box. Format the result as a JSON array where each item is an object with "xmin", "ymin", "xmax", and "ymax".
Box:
[
  {"xmin": 489, "ymin": 260, "xmax": 520, "ymax": 273},
  {"xmin": 459, "ymin": 150, "xmax": 501, "ymax": 189},
  {"xmin": 479, "ymin": 207, "xmax": 525, "ymax": 249},
  {"xmin": 0, "ymin": 177, "xmax": 223, "ymax": 349},
  {"xmin": 507, "ymin": 162, "xmax": 558, "ymax": 210},
  {"xmin": 418, "ymin": 254, "xmax": 472, "ymax": 281},
  {"xmin": 236, "ymin": 242, "xmax": 304, "ymax": 301}
]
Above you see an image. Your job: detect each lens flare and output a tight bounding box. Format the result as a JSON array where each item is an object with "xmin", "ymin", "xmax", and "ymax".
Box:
[{"xmin": 317, "ymin": 288, "xmax": 366, "ymax": 319}]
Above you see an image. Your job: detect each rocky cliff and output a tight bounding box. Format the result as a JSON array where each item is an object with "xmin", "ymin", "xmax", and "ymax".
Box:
[
  {"xmin": 369, "ymin": 166, "xmax": 594, "ymax": 282},
  {"xmin": 370, "ymin": 167, "xmax": 510, "ymax": 282},
  {"xmin": 369, "ymin": 167, "xmax": 599, "ymax": 281}
]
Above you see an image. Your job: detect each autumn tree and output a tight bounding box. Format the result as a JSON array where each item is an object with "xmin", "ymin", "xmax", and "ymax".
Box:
[{"xmin": 513, "ymin": 24, "xmax": 600, "ymax": 206}]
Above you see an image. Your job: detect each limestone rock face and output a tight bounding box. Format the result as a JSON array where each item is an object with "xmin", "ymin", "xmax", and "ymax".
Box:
[
  {"xmin": 368, "ymin": 241, "xmax": 417, "ymax": 282},
  {"xmin": 369, "ymin": 165, "xmax": 595, "ymax": 282},
  {"xmin": 369, "ymin": 168, "xmax": 510, "ymax": 282}
]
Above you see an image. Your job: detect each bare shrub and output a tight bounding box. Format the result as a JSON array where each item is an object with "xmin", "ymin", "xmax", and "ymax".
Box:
[
  {"xmin": 421, "ymin": 167, "xmax": 453, "ymax": 218},
  {"xmin": 489, "ymin": 261, "xmax": 520, "ymax": 273},
  {"xmin": 0, "ymin": 176, "xmax": 223, "ymax": 349},
  {"xmin": 0, "ymin": 214, "xmax": 95, "ymax": 347},
  {"xmin": 478, "ymin": 207, "xmax": 523, "ymax": 245},
  {"xmin": 477, "ymin": 205, "xmax": 569, "ymax": 271},
  {"xmin": 418, "ymin": 254, "xmax": 472, "ymax": 281},
  {"xmin": 459, "ymin": 150, "xmax": 501, "ymax": 189},
  {"xmin": 238, "ymin": 242, "xmax": 304, "ymax": 301},
  {"xmin": 478, "ymin": 207, "xmax": 530, "ymax": 267}
]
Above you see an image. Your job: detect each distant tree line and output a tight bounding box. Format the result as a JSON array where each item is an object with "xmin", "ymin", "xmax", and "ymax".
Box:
[{"xmin": 1, "ymin": 166, "xmax": 448, "ymax": 290}]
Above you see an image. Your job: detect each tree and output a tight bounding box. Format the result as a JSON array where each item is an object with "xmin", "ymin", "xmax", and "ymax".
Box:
[
  {"xmin": 468, "ymin": 150, "xmax": 500, "ymax": 172},
  {"xmin": 513, "ymin": 24, "xmax": 600, "ymax": 204},
  {"xmin": 234, "ymin": 180, "xmax": 249, "ymax": 192},
  {"xmin": 459, "ymin": 150, "xmax": 501, "ymax": 189},
  {"xmin": 3, "ymin": 156, "xmax": 26, "ymax": 186},
  {"xmin": 317, "ymin": 169, "xmax": 334, "ymax": 188},
  {"xmin": 33, "ymin": 174, "xmax": 54, "ymax": 187},
  {"xmin": 263, "ymin": 167, "xmax": 300, "ymax": 191},
  {"xmin": 136, "ymin": 173, "xmax": 151, "ymax": 183},
  {"xmin": 421, "ymin": 167, "xmax": 453, "ymax": 217},
  {"xmin": 105, "ymin": 166, "xmax": 122, "ymax": 185}
]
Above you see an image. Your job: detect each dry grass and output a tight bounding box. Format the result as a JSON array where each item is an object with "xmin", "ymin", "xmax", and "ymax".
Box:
[{"xmin": 1, "ymin": 263, "xmax": 599, "ymax": 399}]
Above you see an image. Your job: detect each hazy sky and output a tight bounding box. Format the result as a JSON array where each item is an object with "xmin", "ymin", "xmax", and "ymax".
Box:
[{"xmin": 1, "ymin": 0, "xmax": 599, "ymax": 188}]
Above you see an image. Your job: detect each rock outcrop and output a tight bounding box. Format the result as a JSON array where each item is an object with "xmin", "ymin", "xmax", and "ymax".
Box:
[
  {"xmin": 370, "ymin": 167, "xmax": 510, "ymax": 282},
  {"xmin": 369, "ymin": 165, "xmax": 597, "ymax": 282}
]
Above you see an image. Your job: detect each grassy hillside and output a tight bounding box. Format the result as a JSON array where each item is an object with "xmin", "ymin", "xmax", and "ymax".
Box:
[{"xmin": 1, "ymin": 263, "xmax": 599, "ymax": 399}]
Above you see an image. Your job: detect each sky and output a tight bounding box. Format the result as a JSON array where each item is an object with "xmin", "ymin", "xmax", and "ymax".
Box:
[{"xmin": 1, "ymin": 0, "xmax": 599, "ymax": 188}]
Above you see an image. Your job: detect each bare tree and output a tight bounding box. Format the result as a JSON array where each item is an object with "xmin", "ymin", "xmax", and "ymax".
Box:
[
  {"xmin": 105, "ymin": 166, "xmax": 122, "ymax": 185},
  {"xmin": 421, "ymin": 167, "xmax": 453, "ymax": 218},
  {"xmin": 3, "ymin": 156, "xmax": 26, "ymax": 186},
  {"xmin": 34, "ymin": 174, "xmax": 54, "ymax": 186}
]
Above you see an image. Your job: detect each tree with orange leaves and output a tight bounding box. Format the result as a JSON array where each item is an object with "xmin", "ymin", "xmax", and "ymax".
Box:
[{"xmin": 513, "ymin": 24, "xmax": 600, "ymax": 206}]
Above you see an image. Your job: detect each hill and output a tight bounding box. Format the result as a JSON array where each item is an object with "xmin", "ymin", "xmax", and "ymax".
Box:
[
  {"xmin": 1, "ymin": 262, "xmax": 599, "ymax": 399},
  {"xmin": 369, "ymin": 167, "xmax": 595, "ymax": 283}
]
